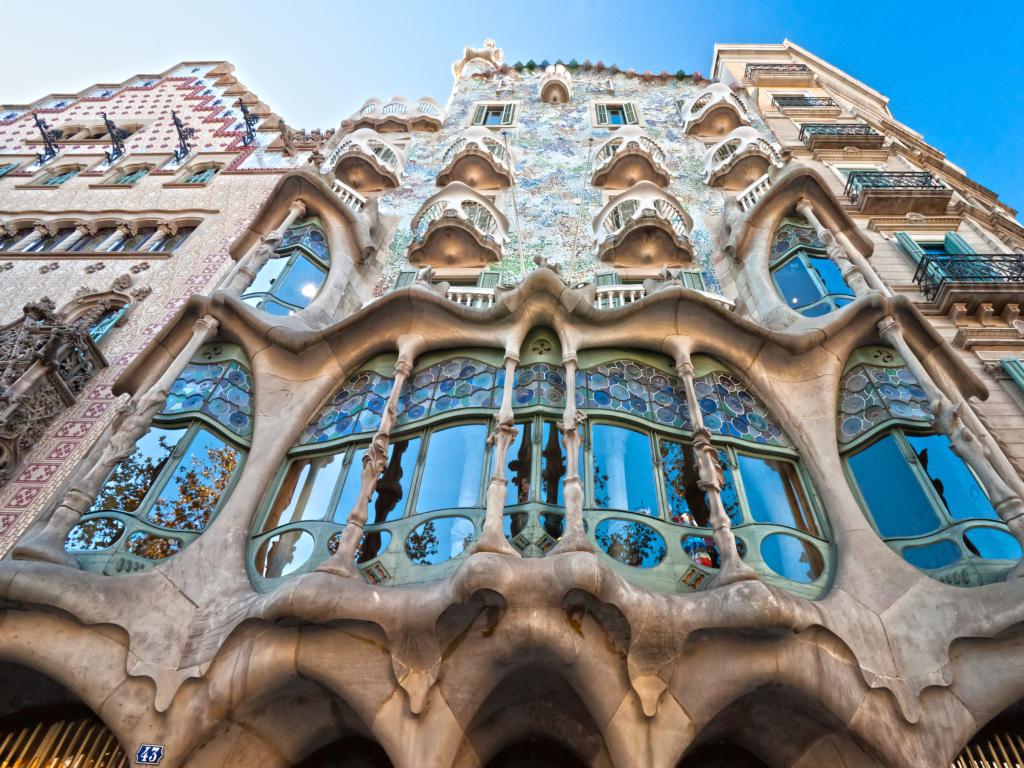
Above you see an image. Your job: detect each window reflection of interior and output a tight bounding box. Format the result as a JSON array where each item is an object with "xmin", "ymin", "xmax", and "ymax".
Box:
[{"xmin": 770, "ymin": 216, "xmax": 855, "ymax": 317}]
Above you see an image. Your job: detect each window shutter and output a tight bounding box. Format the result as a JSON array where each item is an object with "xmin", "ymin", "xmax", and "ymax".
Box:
[
  {"xmin": 472, "ymin": 105, "xmax": 486, "ymax": 126},
  {"xmin": 394, "ymin": 269, "xmax": 417, "ymax": 289},
  {"xmin": 477, "ymin": 271, "xmax": 500, "ymax": 288},
  {"xmin": 944, "ymin": 232, "xmax": 974, "ymax": 254},
  {"xmin": 501, "ymin": 103, "xmax": 515, "ymax": 126},
  {"xmin": 595, "ymin": 103, "xmax": 608, "ymax": 125},
  {"xmin": 894, "ymin": 232, "xmax": 926, "ymax": 264},
  {"xmin": 679, "ymin": 270, "xmax": 706, "ymax": 291},
  {"xmin": 624, "ymin": 102, "xmax": 638, "ymax": 125},
  {"xmin": 595, "ymin": 271, "xmax": 621, "ymax": 286},
  {"xmin": 1003, "ymin": 360, "xmax": 1024, "ymax": 393}
]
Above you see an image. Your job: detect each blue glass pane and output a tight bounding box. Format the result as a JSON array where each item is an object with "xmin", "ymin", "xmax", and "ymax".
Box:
[
  {"xmin": 659, "ymin": 439, "xmax": 707, "ymax": 525},
  {"xmin": 91, "ymin": 426, "xmax": 188, "ymax": 514},
  {"xmin": 274, "ymin": 255, "xmax": 326, "ymax": 308},
  {"xmin": 682, "ymin": 534, "xmax": 719, "ymax": 568},
  {"xmin": 592, "ymin": 424, "xmax": 659, "ymax": 516},
  {"xmin": 255, "ymin": 529, "xmax": 315, "ymax": 577},
  {"xmin": 905, "ymin": 434, "xmax": 998, "ymax": 521},
  {"xmin": 595, "ymin": 518, "xmax": 666, "ymax": 568},
  {"xmin": 847, "ymin": 435, "xmax": 942, "ymax": 537},
  {"xmin": 542, "ymin": 421, "xmax": 575, "ymax": 506},
  {"xmin": 963, "ymin": 527, "xmax": 1022, "ymax": 561},
  {"xmin": 737, "ymin": 454, "xmax": 817, "ymax": 534},
  {"xmin": 66, "ymin": 517, "xmax": 125, "ymax": 552},
  {"xmin": 357, "ymin": 529, "xmax": 392, "ymax": 563},
  {"xmin": 799, "ymin": 302, "xmax": 832, "ymax": 318},
  {"xmin": 417, "ymin": 424, "xmax": 487, "ymax": 512},
  {"xmin": 369, "ymin": 437, "xmax": 420, "ymax": 523},
  {"xmin": 901, "ymin": 539, "xmax": 961, "ymax": 570},
  {"xmin": 760, "ymin": 533, "xmax": 823, "ymax": 583},
  {"xmin": 808, "ymin": 256, "xmax": 855, "ymax": 297},
  {"xmin": 88, "ymin": 307, "xmax": 126, "ymax": 342},
  {"xmin": 246, "ymin": 255, "xmax": 288, "ymax": 296},
  {"xmin": 773, "ymin": 258, "xmax": 822, "ymax": 309},
  {"xmin": 505, "ymin": 423, "xmax": 532, "ymax": 506},
  {"xmin": 332, "ymin": 447, "xmax": 366, "ymax": 524},
  {"xmin": 406, "ymin": 516, "xmax": 476, "ymax": 564},
  {"xmin": 265, "ymin": 453, "xmax": 345, "ymax": 530}
]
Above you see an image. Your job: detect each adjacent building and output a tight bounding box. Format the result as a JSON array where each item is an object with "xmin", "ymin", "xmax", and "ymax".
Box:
[{"xmin": 0, "ymin": 38, "xmax": 1023, "ymax": 768}]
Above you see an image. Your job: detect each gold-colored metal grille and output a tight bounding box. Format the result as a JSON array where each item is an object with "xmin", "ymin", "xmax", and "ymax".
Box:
[
  {"xmin": 0, "ymin": 716, "xmax": 127, "ymax": 768},
  {"xmin": 954, "ymin": 732, "xmax": 1024, "ymax": 767}
]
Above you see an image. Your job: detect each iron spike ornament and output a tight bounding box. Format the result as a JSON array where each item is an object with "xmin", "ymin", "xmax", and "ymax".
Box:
[
  {"xmin": 32, "ymin": 113, "xmax": 63, "ymax": 165},
  {"xmin": 237, "ymin": 99, "xmax": 258, "ymax": 146},
  {"xmin": 100, "ymin": 112, "xmax": 130, "ymax": 165},
  {"xmin": 171, "ymin": 110, "xmax": 196, "ymax": 163}
]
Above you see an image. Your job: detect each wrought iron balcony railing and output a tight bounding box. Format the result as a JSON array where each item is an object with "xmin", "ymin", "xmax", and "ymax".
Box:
[
  {"xmin": 798, "ymin": 123, "xmax": 880, "ymax": 142},
  {"xmin": 745, "ymin": 63, "xmax": 812, "ymax": 79},
  {"xmin": 772, "ymin": 96, "xmax": 839, "ymax": 110},
  {"xmin": 844, "ymin": 171, "xmax": 945, "ymax": 201},
  {"xmin": 912, "ymin": 254, "xmax": 1024, "ymax": 302}
]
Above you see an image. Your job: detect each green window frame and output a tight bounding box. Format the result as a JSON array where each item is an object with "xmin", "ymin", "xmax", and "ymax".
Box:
[
  {"xmin": 594, "ymin": 102, "xmax": 639, "ymax": 126},
  {"xmin": 471, "ymin": 102, "xmax": 516, "ymax": 127},
  {"xmin": 42, "ymin": 168, "xmax": 80, "ymax": 186},
  {"xmin": 242, "ymin": 217, "xmax": 330, "ymax": 315},
  {"xmin": 113, "ymin": 167, "xmax": 149, "ymax": 185},
  {"xmin": 770, "ymin": 245, "xmax": 854, "ymax": 317},
  {"xmin": 183, "ymin": 167, "xmax": 217, "ymax": 185},
  {"xmin": 0, "ymin": 162, "xmax": 20, "ymax": 178}
]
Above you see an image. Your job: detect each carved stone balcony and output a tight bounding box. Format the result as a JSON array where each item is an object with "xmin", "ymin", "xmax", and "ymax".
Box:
[
  {"xmin": 680, "ymin": 83, "xmax": 748, "ymax": 138},
  {"xmin": 913, "ymin": 253, "xmax": 1024, "ymax": 311},
  {"xmin": 446, "ymin": 285, "xmax": 496, "ymax": 308},
  {"xmin": 844, "ymin": 171, "xmax": 952, "ymax": 215},
  {"xmin": 593, "ymin": 181, "xmax": 693, "ymax": 268},
  {"xmin": 771, "ymin": 96, "xmax": 842, "ymax": 117},
  {"xmin": 346, "ymin": 97, "xmax": 445, "ymax": 133},
  {"xmin": 591, "ymin": 126, "xmax": 670, "ymax": 189},
  {"xmin": 330, "ymin": 179, "xmax": 367, "ymax": 213},
  {"xmin": 703, "ymin": 127, "xmax": 782, "ymax": 191},
  {"xmin": 539, "ymin": 64, "xmax": 572, "ymax": 104},
  {"xmin": 744, "ymin": 63, "xmax": 814, "ymax": 86},
  {"xmin": 408, "ymin": 181, "xmax": 508, "ymax": 268},
  {"xmin": 436, "ymin": 127, "xmax": 514, "ymax": 190},
  {"xmin": 321, "ymin": 129, "xmax": 405, "ymax": 192},
  {"xmin": 799, "ymin": 123, "xmax": 884, "ymax": 151}
]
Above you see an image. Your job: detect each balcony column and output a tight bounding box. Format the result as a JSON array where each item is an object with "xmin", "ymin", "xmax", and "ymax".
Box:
[
  {"xmin": 794, "ymin": 200, "xmax": 874, "ymax": 295},
  {"xmin": 675, "ymin": 351, "xmax": 758, "ymax": 587},
  {"xmin": 14, "ymin": 223, "xmax": 54, "ymax": 252},
  {"xmin": 878, "ymin": 317, "xmax": 1024, "ymax": 559},
  {"xmin": 98, "ymin": 223, "xmax": 133, "ymax": 252},
  {"xmin": 222, "ymin": 200, "xmax": 306, "ymax": 296},
  {"xmin": 471, "ymin": 352, "xmax": 524, "ymax": 556},
  {"xmin": 52, "ymin": 223, "xmax": 95, "ymax": 253},
  {"xmin": 143, "ymin": 222, "xmax": 176, "ymax": 253},
  {"xmin": 318, "ymin": 351, "xmax": 415, "ymax": 578},
  {"xmin": 549, "ymin": 353, "xmax": 594, "ymax": 554},
  {"xmin": 12, "ymin": 314, "xmax": 220, "ymax": 566}
]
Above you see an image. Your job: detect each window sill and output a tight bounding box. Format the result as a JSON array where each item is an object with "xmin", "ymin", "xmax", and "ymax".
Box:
[
  {"xmin": 88, "ymin": 183, "xmax": 138, "ymax": 189},
  {"xmin": 13, "ymin": 184, "xmax": 65, "ymax": 190},
  {"xmin": 0, "ymin": 250, "xmax": 173, "ymax": 260},
  {"xmin": 162, "ymin": 182, "xmax": 212, "ymax": 189}
]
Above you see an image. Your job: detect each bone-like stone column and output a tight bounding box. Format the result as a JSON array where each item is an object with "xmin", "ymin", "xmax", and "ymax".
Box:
[
  {"xmin": 222, "ymin": 200, "xmax": 307, "ymax": 296},
  {"xmin": 318, "ymin": 355, "xmax": 414, "ymax": 578},
  {"xmin": 12, "ymin": 315, "xmax": 220, "ymax": 565},
  {"xmin": 794, "ymin": 199, "xmax": 874, "ymax": 296},
  {"xmin": 549, "ymin": 353, "xmax": 594, "ymax": 554},
  {"xmin": 471, "ymin": 353, "xmax": 522, "ymax": 556},
  {"xmin": 674, "ymin": 353, "xmax": 758, "ymax": 586},
  {"xmin": 878, "ymin": 317, "xmax": 1024, "ymax": 555}
]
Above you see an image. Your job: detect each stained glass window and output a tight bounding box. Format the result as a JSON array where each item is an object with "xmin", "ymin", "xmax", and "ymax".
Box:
[
  {"xmin": 164, "ymin": 358, "xmax": 255, "ymax": 439},
  {"xmin": 513, "ymin": 363, "xmax": 566, "ymax": 409},
  {"xmin": 577, "ymin": 359, "xmax": 691, "ymax": 430},
  {"xmin": 837, "ymin": 361, "xmax": 931, "ymax": 444},
  {"xmin": 300, "ymin": 369, "xmax": 393, "ymax": 444},
  {"xmin": 692, "ymin": 370, "xmax": 789, "ymax": 447},
  {"xmin": 243, "ymin": 217, "xmax": 329, "ymax": 314},
  {"xmin": 396, "ymin": 357, "xmax": 501, "ymax": 425}
]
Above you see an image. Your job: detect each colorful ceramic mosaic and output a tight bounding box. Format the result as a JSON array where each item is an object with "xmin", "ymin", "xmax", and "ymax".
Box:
[
  {"xmin": 771, "ymin": 216, "xmax": 826, "ymax": 263},
  {"xmin": 275, "ymin": 216, "xmax": 330, "ymax": 264},
  {"xmin": 163, "ymin": 360, "xmax": 255, "ymax": 439},
  {"xmin": 692, "ymin": 371, "xmax": 789, "ymax": 447},
  {"xmin": 300, "ymin": 370, "xmax": 394, "ymax": 444},
  {"xmin": 396, "ymin": 358, "xmax": 500, "ymax": 425},
  {"xmin": 577, "ymin": 360, "xmax": 692, "ymax": 430},
  {"xmin": 838, "ymin": 364, "xmax": 932, "ymax": 444},
  {"xmin": 513, "ymin": 363, "xmax": 567, "ymax": 408}
]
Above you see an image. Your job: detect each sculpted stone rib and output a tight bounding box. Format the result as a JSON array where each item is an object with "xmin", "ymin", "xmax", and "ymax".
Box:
[
  {"xmin": 221, "ymin": 199, "xmax": 307, "ymax": 296},
  {"xmin": 548, "ymin": 353, "xmax": 593, "ymax": 554},
  {"xmin": 795, "ymin": 198, "xmax": 871, "ymax": 296},
  {"xmin": 11, "ymin": 314, "xmax": 220, "ymax": 565}
]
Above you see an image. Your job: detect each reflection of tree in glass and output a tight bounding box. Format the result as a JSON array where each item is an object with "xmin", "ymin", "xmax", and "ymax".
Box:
[
  {"xmin": 593, "ymin": 461, "xmax": 610, "ymax": 508},
  {"xmin": 540, "ymin": 422, "xmax": 565, "ymax": 504},
  {"xmin": 405, "ymin": 520, "xmax": 440, "ymax": 564},
  {"xmin": 916, "ymin": 446, "xmax": 951, "ymax": 512},
  {"xmin": 508, "ymin": 422, "xmax": 533, "ymax": 504},
  {"xmin": 660, "ymin": 440, "xmax": 708, "ymax": 525},
  {"xmin": 147, "ymin": 444, "xmax": 240, "ymax": 531},
  {"xmin": 596, "ymin": 521, "xmax": 663, "ymax": 567},
  {"xmin": 125, "ymin": 531, "xmax": 183, "ymax": 560},
  {"xmin": 91, "ymin": 434, "xmax": 176, "ymax": 514},
  {"xmin": 717, "ymin": 450, "xmax": 743, "ymax": 525},
  {"xmin": 65, "ymin": 517, "xmax": 124, "ymax": 551}
]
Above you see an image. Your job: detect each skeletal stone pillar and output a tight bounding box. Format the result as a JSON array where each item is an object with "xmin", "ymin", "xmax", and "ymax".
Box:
[
  {"xmin": 549, "ymin": 353, "xmax": 594, "ymax": 554},
  {"xmin": 878, "ymin": 317, "xmax": 1024, "ymax": 557},
  {"xmin": 12, "ymin": 315, "xmax": 220, "ymax": 565},
  {"xmin": 795, "ymin": 199, "xmax": 874, "ymax": 296},
  {"xmin": 471, "ymin": 353, "xmax": 522, "ymax": 556},
  {"xmin": 319, "ymin": 356, "xmax": 413, "ymax": 578},
  {"xmin": 675, "ymin": 352, "xmax": 757, "ymax": 586},
  {"xmin": 222, "ymin": 200, "xmax": 307, "ymax": 296},
  {"xmin": 52, "ymin": 223, "xmax": 95, "ymax": 252}
]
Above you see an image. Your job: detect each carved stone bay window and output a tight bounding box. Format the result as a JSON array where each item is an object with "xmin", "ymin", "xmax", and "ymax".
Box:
[
  {"xmin": 241, "ymin": 215, "xmax": 330, "ymax": 316},
  {"xmin": 64, "ymin": 343, "xmax": 253, "ymax": 574},
  {"xmin": 248, "ymin": 344, "xmax": 831, "ymax": 598},
  {"xmin": 839, "ymin": 346, "xmax": 1022, "ymax": 587},
  {"xmin": 538, "ymin": 64, "xmax": 572, "ymax": 104},
  {"xmin": 0, "ymin": 298, "xmax": 107, "ymax": 488}
]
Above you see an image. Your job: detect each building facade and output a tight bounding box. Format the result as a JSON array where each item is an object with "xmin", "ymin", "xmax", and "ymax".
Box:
[{"xmin": 0, "ymin": 38, "xmax": 1023, "ymax": 767}]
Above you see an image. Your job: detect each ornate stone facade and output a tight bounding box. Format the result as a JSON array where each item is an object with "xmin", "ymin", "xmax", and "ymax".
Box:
[{"xmin": 1, "ymin": 42, "xmax": 1024, "ymax": 768}]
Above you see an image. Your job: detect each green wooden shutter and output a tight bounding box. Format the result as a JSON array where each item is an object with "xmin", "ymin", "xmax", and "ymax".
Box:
[
  {"xmin": 477, "ymin": 271, "xmax": 500, "ymax": 288},
  {"xmin": 595, "ymin": 271, "xmax": 621, "ymax": 286},
  {"xmin": 500, "ymin": 103, "xmax": 515, "ymax": 126},
  {"xmin": 394, "ymin": 269, "xmax": 417, "ymax": 289},
  {"xmin": 472, "ymin": 105, "xmax": 486, "ymax": 126},
  {"xmin": 679, "ymin": 270, "xmax": 706, "ymax": 291},
  {"xmin": 1002, "ymin": 360, "xmax": 1024, "ymax": 393},
  {"xmin": 595, "ymin": 103, "xmax": 609, "ymax": 125},
  {"xmin": 624, "ymin": 103, "xmax": 638, "ymax": 125},
  {"xmin": 894, "ymin": 232, "xmax": 926, "ymax": 264},
  {"xmin": 944, "ymin": 232, "xmax": 974, "ymax": 254}
]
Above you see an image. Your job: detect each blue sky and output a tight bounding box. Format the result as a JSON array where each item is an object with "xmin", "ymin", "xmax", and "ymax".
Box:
[{"xmin": 4, "ymin": 0, "xmax": 1024, "ymax": 213}]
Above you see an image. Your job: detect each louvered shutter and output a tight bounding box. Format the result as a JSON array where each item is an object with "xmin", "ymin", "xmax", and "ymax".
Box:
[
  {"xmin": 472, "ymin": 105, "xmax": 486, "ymax": 126},
  {"xmin": 394, "ymin": 270, "xmax": 417, "ymax": 289},
  {"xmin": 943, "ymin": 232, "xmax": 974, "ymax": 254},
  {"xmin": 894, "ymin": 232, "xmax": 926, "ymax": 264},
  {"xmin": 595, "ymin": 103, "xmax": 609, "ymax": 125},
  {"xmin": 1003, "ymin": 360, "xmax": 1024, "ymax": 393},
  {"xmin": 624, "ymin": 102, "xmax": 638, "ymax": 125},
  {"xmin": 477, "ymin": 271, "xmax": 501, "ymax": 288},
  {"xmin": 595, "ymin": 271, "xmax": 621, "ymax": 286},
  {"xmin": 500, "ymin": 103, "xmax": 515, "ymax": 126}
]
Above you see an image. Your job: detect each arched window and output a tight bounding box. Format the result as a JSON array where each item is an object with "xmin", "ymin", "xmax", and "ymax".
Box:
[
  {"xmin": 24, "ymin": 226, "xmax": 76, "ymax": 252},
  {"xmin": 0, "ymin": 229, "xmax": 23, "ymax": 250},
  {"xmin": 770, "ymin": 216, "xmax": 854, "ymax": 317},
  {"xmin": 110, "ymin": 165, "xmax": 150, "ymax": 185},
  {"xmin": 87, "ymin": 305, "xmax": 127, "ymax": 343},
  {"xmin": 40, "ymin": 165, "xmax": 82, "ymax": 187},
  {"xmin": 66, "ymin": 343, "xmax": 253, "ymax": 573},
  {"xmin": 152, "ymin": 224, "xmax": 195, "ymax": 252},
  {"xmin": 113, "ymin": 226, "xmax": 157, "ymax": 252},
  {"xmin": 839, "ymin": 346, "xmax": 1020, "ymax": 586},
  {"xmin": 242, "ymin": 216, "xmax": 330, "ymax": 315}
]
